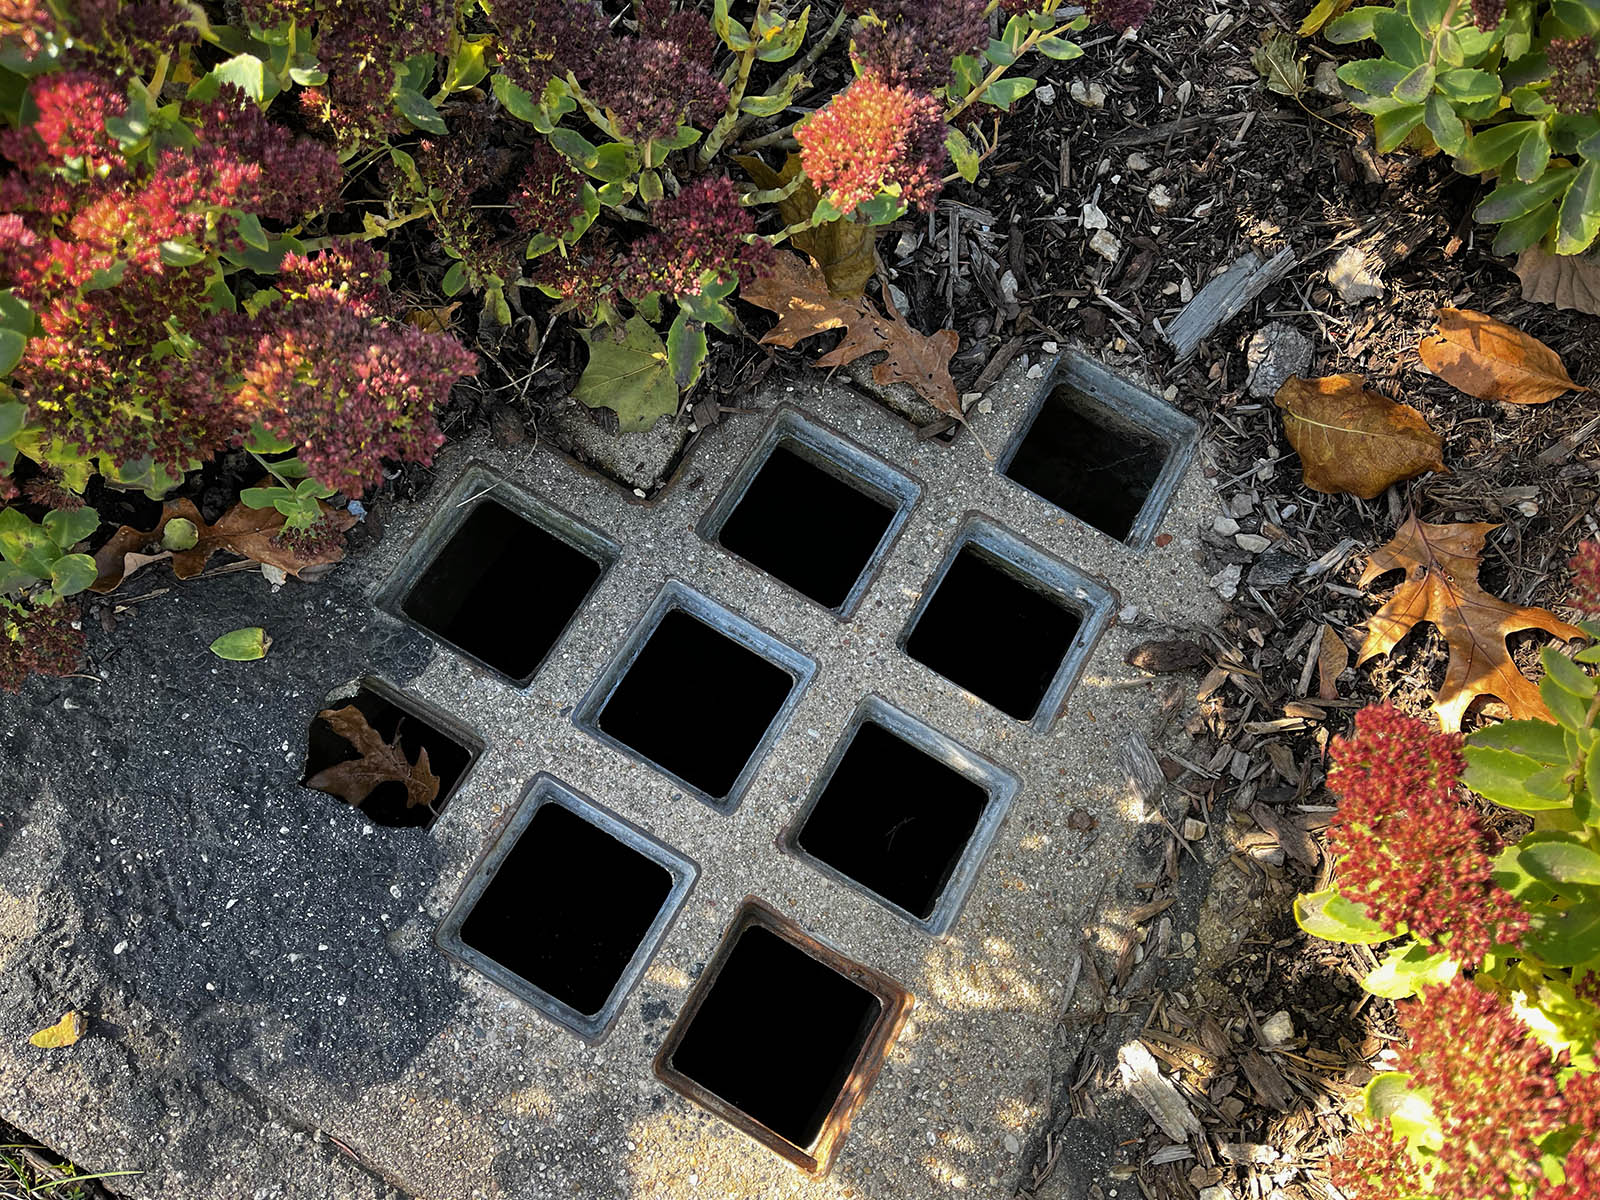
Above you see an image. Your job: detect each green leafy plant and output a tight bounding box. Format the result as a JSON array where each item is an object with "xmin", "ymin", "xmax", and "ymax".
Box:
[
  {"xmin": 1322, "ymin": 0, "xmax": 1600, "ymax": 254},
  {"xmin": 1295, "ymin": 545, "xmax": 1600, "ymax": 1197}
]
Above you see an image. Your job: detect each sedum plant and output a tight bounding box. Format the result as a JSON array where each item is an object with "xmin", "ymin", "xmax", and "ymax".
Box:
[
  {"xmin": 1296, "ymin": 544, "xmax": 1600, "ymax": 1200},
  {"xmin": 1322, "ymin": 0, "xmax": 1600, "ymax": 255}
]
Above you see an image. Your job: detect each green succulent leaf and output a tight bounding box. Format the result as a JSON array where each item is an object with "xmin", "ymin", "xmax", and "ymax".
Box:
[
  {"xmin": 1375, "ymin": 102, "xmax": 1428, "ymax": 151},
  {"xmin": 0, "ymin": 329, "xmax": 23, "ymax": 378},
  {"xmin": 48, "ymin": 552, "xmax": 97, "ymax": 597},
  {"xmin": 395, "ymin": 86, "xmax": 447, "ymax": 135},
  {"xmin": 946, "ymin": 126, "xmax": 981, "ymax": 183},
  {"xmin": 1339, "ymin": 57, "xmax": 1411, "ymax": 95},
  {"xmin": 1519, "ymin": 834, "xmax": 1600, "ymax": 887},
  {"xmin": 1528, "ymin": 899, "xmax": 1600, "ymax": 965},
  {"xmin": 1295, "ymin": 888, "xmax": 1395, "ymax": 945},
  {"xmin": 1394, "ymin": 62, "xmax": 1437, "ymax": 102},
  {"xmin": 981, "ymin": 76, "xmax": 1037, "ymax": 110},
  {"xmin": 1326, "ymin": 6, "xmax": 1391, "ymax": 42},
  {"xmin": 1365, "ymin": 1072, "xmax": 1445, "ymax": 1149},
  {"xmin": 210, "ymin": 626, "xmax": 271, "ymax": 661},
  {"xmin": 1556, "ymin": 157, "xmax": 1600, "ymax": 254},
  {"xmin": 1476, "ymin": 165, "xmax": 1577, "ymax": 222},
  {"xmin": 1438, "ymin": 67, "xmax": 1502, "ymax": 102},
  {"xmin": 666, "ymin": 311, "xmax": 708, "ymax": 390},
  {"xmin": 1037, "ymin": 35, "xmax": 1083, "ymax": 59},
  {"xmin": 1363, "ymin": 941, "xmax": 1458, "ymax": 999},
  {"xmin": 1426, "ymin": 93, "xmax": 1468, "ymax": 154},
  {"xmin": 42, "ymin": 507, "xmax": 98, "ymax": 550}
]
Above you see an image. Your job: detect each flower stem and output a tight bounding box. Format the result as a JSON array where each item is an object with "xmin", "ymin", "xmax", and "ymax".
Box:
[
  {"xmin": 944, "ymin": 22, "xmax": 1073, "ymax": 123},
  {"xmin": 701, "ymin": 0, "xmax": 773, "ymax": 167}
]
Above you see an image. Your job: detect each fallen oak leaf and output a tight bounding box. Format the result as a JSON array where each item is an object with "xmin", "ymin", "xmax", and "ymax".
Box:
[
  {"xmin": 1417, "ymin": 308, "xmax": 1586, "ymax": 405},
  {"xmin": 91, "ymin": 494, "xmax": 355, "ymax": 593},
  {"xmin": 1316, "ymin": 623, "xmax": 1349, "ymax": 701},
  {"xmin": 741, "ymin": 250, "xmax": 972, "ymax": 438},
  {"xmin": 1513, "ymin": 244, "xmax": 1600, "ymax": 316},
  {"xmin": 1274, "ymin": 374, "xmax": 1444, "ymax": 498},
  {"xmin": 305, "ymin": 705, "xmax": 441, "ymax": 811},
  {"xmin": 1358, "ymin": 517, "xmax": 1586, "ymax": 731}
]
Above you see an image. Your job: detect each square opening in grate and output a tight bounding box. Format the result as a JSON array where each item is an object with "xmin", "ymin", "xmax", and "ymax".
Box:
[
  {"xmin": 655, "ymin": 900, "xmax": 911, "ymax": 1174},
  {"xmin": 716, "ymin": 443, "xmax": 896, "ymax": 610},
  {"xmin": 302, "ymin": 683, "xmax": 478, "ymax": 828},
  {"xmin": 1002, "ymin": 384, "xmax": 1170, "ymax": 543},
  {"xmin": 459, "ymin": 802, "xmax": 671, "ymax": 1018},
  {"xmin": 594, "ymin": 607, "xmax": 798, "ymax": 804},
  {"xmin": 905, "ymin": 545, "xmax": 1081, "ymax": 722},
  {"xmin": 796, "ymin": 722, "xmax": 986, "ymax": 921},
  {"xmin": 437, "ymin": 777, "xmax": 696, "ymax": 1041},
  {"xmin": 400, "ymin": 497, "xmax": 606, "ymax": 684}
]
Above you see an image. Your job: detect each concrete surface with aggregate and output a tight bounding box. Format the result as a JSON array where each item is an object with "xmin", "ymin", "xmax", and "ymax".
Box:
[{"xmin": 0, "ymin": 355, "xmax": 1224, "ymax": 1199}]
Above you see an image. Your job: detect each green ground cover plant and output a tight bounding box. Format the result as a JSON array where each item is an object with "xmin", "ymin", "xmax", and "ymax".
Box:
[{"xmin": 0, "ymin": 0, "xmax": 1147, "ymax": 690}]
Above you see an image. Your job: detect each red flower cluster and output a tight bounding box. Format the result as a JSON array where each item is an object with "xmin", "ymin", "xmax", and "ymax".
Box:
[
  {"xmin": 798, "ymin": 72, "xmax": 946, "ymax": 216},
  {"xmin": 1570, "ymin": 541, "xmax": 1600, "ymax": 614},
  {"xmin": 1540, "ymin": 1073, "xmax": 1600, "ymax": 1200},
  {"xmin": 515, "ymin": 142, "xmax": 591, "ymax": 244},
  {"xmin": 1329, "ymin": 1122, "xmax": 1428, "ymax": 1200},
  {"xmin": 1549, "ymin": 38, "xmax": 1600, "ymax": 115},
  {"xmin": 533, "ymin": 239, "xmax": 625, "ymax": 317},
  {"xmin": 1089, "ymin": 0, "xmax": 1155, "ymax": 30},
  {"xmin": 490, "ymin": 0, "xmax": 610, "ymax": 98},
  {"xmin": 243, "ymin": 0, "xmax": 453, "ymax": 140},
  {"xmin": 621, "ymin": 176, "xmax": 769, "ymax": 297},
  {"xmin": 215, "ymin": 247, "xmax": 478, "ymax": 492},
  {"xmin": 1470, "ymin": 0, "xmax": 1507, "ymax": 28},
  {"xmin": 401, "ymin": 108, "xmax": 529, "ymax": 284},
  {"xmin": 1327, "ymin": 705, "xmax": 1529, "ymax": 965},
  {"xmin": 71, "ymin": 0, "xmax": 195, "ymax": 71},
  {"xmin": 492, "ymin": 0, "xmax": 724, "ymax": 143},
  {"xmin": 0, "ymin": 74, "xmax": 343, "ymax": 472},
  {"xmin": 0, "ymin": 602, "xmax": 85, "ymax": 693},
  {"xmin": 1402, "ymin": 979, "xmax": 1566, "ymax": 1200},
  {"xmin": 850, "ymin": 0, "xmax": 987, "ymax": 89}
]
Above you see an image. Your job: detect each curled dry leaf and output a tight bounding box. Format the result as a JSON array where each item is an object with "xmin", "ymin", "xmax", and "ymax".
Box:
[
  {"xmin": 734, "ymin": 153, "xmax": 876, "ymax": 298},
  {"xmin": 91, "ymin": 494, "xmax": 355, "ymax": 593},
  {"xmin": 1359, "ymin": 517, "xmax": 1585, "ymax": 730},
  {"xmin": 1316, "ymin": 623, "xmax": 1348, "ymax": 701},
  {"xmin": 305, "ymin": 705, "xmax": 440, "ymax": 811},
  {"xmin": 1417, "ymin": 307, "xmax": 1585, "ymax": 405},
  {"xmin": 1513, "ymin": 245, "xmax": 1600, "ymax": 316},
  {"xmin": 1274, "ymin": 374, "xmax": 1444, "ymax": 499},
  {"xmin": 741, "ymin": 250, "xmax": 964, "ymax": 427}
]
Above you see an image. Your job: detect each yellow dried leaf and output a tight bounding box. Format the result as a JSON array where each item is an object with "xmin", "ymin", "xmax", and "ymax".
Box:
[
  {"xmin": 30, "ymin": 1011, "xmax": 84, "ymax": 1048},
  {"xmin": 1274, "ymin": 374, "xmax": 1444, "ymax": 499},
  {"xmin": 1417, "ymin": 307, "xmax": 1585, "ymax": 405}
]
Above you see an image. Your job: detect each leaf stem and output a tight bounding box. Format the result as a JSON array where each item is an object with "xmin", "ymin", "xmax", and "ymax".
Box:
[
  {"xmin": 944, "ymin": 22, "xmax": 1072, "ymax": 123},
  {"xmin": 701, "ymin": 0, "xmax": 773, "ymax": 166}
]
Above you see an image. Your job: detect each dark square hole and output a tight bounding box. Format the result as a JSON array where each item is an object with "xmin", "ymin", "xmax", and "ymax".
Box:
[
  {"xmin": 905, "ymin": 547, "xmax": 1081, "ymax": 721},
  {"xmin": 717, "ymin": 443, "xmax": 896, "ymax": 610},
  {"xmin": 302, "ymin": 685, "xmax": 476, "ymax": 828},
  {"xmin": 597, "ymin": 609, "xmax": 794, "ymax": 800},
  {"xmin": 401, "ymin": 499, "xmax": 604, "ymax": 683},
  {"xmin": 667, "ymin": 924, "xmax": 881, "ymax": 1150},
  {"xmin": 795, "ymin": 722, "xmax": 988, "ymax": 920},
  {"xmin": 1003, "ymin": 386, "xmax": 1169, "ymax": 541},
  {"xmin": 458, "ymin": 801, "xmax": 674, "ymax": 1018}
]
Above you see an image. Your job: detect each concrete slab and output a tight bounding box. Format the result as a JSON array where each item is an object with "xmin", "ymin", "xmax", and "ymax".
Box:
[{"xmin": 0, "ymin": 352, "xmax": 1225, "ymax": 1199}]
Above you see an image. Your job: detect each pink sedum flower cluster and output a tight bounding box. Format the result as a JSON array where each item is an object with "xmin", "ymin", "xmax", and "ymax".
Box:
[
  {"xmin": 0, "ymin": 601, "xmax": 86, "ymax": 694},
  {"xmin": 849, "ymin": 0, "xmax": 987, "ymax": 89},
  {"xmin": 1326, "ymin": 705, "xmax": 1529, "ymax": 965},
  {"xmin": 621, "ymin": 176, "xmax": 770, "ymax": 297},
  {"xmin": 797, "ymin": 72, "xmax": 946, "ymax": 216}
]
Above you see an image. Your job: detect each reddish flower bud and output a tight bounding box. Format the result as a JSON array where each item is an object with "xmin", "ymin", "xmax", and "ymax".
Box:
[{"xmin": 798, "ymin": 72, "xmax": 946, "ymax": 216}]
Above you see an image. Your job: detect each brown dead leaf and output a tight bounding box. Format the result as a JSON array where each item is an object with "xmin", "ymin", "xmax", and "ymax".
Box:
[
  {"xmin": 1316, "ymin": 623, "xmax": 1348, "ymax": 700},
  {"xmin": 1274, "ymin": 374, "xmax": 1444, "ymax": 498},
  {"xmin": 1417, "ymin": 307, "xmax": 1585, "ymax": 405},
  {"xmin": 734, "ymin": 153, "xmax": 876, "ymax": 297},
  {"xmin": 1514, "ymin": 245, "xmax": 1600, "ymax": 315},
  {"xmin": 305, "ymin": 706, "xmax": 440, "ymax": 810},
  {"xmin": 741, "ymin": 250, "xmax": 964, "ymax": 426},
  {"xmin": 91, "ymin": 495, "xmax": 355, "ymax": 593},
  {"xmin": 407, "ymin": 302, "xmax": 461, "ymax": 334},
  {"xmin": 1359, "ymin": 517, "xmax": 1585, "ymax": 730}
]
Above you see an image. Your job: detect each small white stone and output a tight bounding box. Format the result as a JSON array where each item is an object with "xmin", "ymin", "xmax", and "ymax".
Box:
[
  {"xmin": 1041, "ymin": 340, "xmax": 1059, "ymax": 353},
  {"xmin": 1089, "ymin": 229, "xmax": 1122, "ymax": 262},
  {"xmin": 1212, "ymin": 516, "xmax": 1240, "ymax": 536},
  {"xmin": 261, "ymin": 563, "xmax": 288, "ymax": 587},
  {"xmin": 1199, "ymin": 1187, "xmax": 1233, "ymax": 1200},
  {"xmin": 1147, "ymin": 184, "xmax": 1174, "ymax": 213},
  {"xmin": 1070, "ymin": 79, "xmax": 1107, "ymax": 108},
  {"xmin": 1236, "ymin": 533, "xmax": 1271, "ymax": 554},
  {"xmin": 1004, "ymin": 1134, "xmax": 1021, "ymax": 1154},
  {"xmin": 113, "ymin": 940, "xmax": 128, "ymax": 955},
  {"xmin": 1035, "ymin": 82, "xmax": 1057, "ymax": 105},
  {"xmin": 1081, "ymin": 202, "xmax": 1110, "ymax": 231},
  {"xmin": 1126, "ymin": 152, "xmax": 1151, "ymax": 171},
  {"xmin": 1261, "ymin": 1010, "xmax": 1296, "ymax": 1048},
  {"xmin": 1210, "ymin": 563, "xmax": 1242, "ymax": 600}
]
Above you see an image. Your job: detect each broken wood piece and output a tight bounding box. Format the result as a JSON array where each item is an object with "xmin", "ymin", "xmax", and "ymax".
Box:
[
  {"xmin": 1118, "ymin": 1041, "xmax": 1204, "ymax": 1143},
  {"xmin": 1163, "ymin": 247, "xmax": 1296, "ymax": 360}
]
